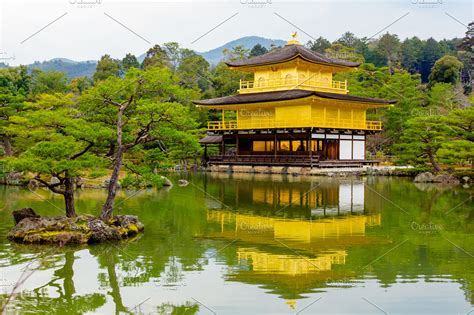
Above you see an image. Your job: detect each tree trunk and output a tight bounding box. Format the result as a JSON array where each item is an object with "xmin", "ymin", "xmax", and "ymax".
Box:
[
  {"xmin": 3, "ymin": 136, "xmax": 12, "ymax": 156},
  {"xmin": 64, "ymin": 177, "xmax": 76, "ymax": 218},
  {"xmin": 106, "ymin": 142, "xmax": 115, "ymax": 157},
  {"xmin": 427, "ymin": 149, "xmax": 442, "ymax": 173},
  {"xmin": 101, "ymin": 107, "xmax": 125, "ymax": 221}
]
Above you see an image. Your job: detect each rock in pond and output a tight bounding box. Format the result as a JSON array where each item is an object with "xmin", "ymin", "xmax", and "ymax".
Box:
[
  {"xmin": 7, "ymin": 211, "xmax": 144, "ymax": 245},
  {"xmin": 178, "ymin": 179, "xmax": 189, "ymax": 187},
  {"xmin": 414, "ymin": 172, "xmax": 435, "ymax": 183},
  {"xmin": 414, "ymin": 172, "xmax": 460, "ymax": 184},
  {"xmin": 432, "ymin": 174, "xmax": 460, "ymax": 184},
  {"xmin": 161, "ymin": 176, "xmax": 172, "ymax": 187},
  {"xmin": 12, "ymin": 208, "xmax": 40, "ymax": 225}
]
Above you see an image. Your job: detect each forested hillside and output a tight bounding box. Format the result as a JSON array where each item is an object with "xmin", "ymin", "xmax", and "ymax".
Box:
[{"xmin": 0, "ymin": 26, "xmax": 472, "ymax": 178}]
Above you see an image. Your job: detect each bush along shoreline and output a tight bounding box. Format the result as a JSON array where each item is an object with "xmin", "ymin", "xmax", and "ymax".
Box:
[{"xmin": 0, "ymin": 171, "xmax": 173, "ymax": 189}]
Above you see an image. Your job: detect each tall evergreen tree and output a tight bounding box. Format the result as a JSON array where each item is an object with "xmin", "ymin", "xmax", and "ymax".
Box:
[
  {"xmin": 121, "ymin": 53, "xmax": 140, "ymax": 73},
  {"xmin": 249, "ymin": 44, "xmax": 268, "ymax": 57},
  {"xmin": 93, "ymin": 55, "xmax": 120, "ymax": 82}
]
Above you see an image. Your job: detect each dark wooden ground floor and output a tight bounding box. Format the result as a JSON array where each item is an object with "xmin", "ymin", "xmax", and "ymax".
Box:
[{"xmin": 200, "ymin": 129, "xmax": 378, "ymax": 167}]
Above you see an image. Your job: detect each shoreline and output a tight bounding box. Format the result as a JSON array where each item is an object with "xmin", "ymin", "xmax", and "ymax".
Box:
[
  {"xmin": 205, "ymin": 165, "xmax": 417, "ymax": 176},
  {"xmin": 0, "ymin": 166, "xmax": 471, "ymax": 188}
]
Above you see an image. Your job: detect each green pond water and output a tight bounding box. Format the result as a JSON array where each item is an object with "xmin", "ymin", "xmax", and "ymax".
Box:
[{"xmin": 0, "ymin": 174, "xmax": 472, "ymax": 315}]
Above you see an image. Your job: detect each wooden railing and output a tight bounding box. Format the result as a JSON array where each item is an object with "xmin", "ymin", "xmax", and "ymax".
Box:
[
  {"xmin": 239, "ymin": 77, "xmax": 348, "ymax": 94},
  {"xmin": 207, "ymin": 118, "xmax": 382, "ymax": 131},
  {"xmin": 209, "ymin": 154, "xmax": 320, "ymax": 166}
]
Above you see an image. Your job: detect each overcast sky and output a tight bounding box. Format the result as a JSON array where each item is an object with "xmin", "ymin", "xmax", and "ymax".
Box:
[{"xmin": 1, "ymin": 0, "xmax": 472, "ymax": 66}]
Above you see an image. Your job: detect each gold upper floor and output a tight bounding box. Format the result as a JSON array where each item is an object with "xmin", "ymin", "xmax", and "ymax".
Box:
[
  {"xmin": 238, "ymin": 58, "xmax": 350, "ymax": 94},
  {"xmin": 194, "ymin": 35, "xmax": 395, "ymax": 132},
  {"xmin": 207, "ymin": 97, "xmax": 383, "ymax": 131}
]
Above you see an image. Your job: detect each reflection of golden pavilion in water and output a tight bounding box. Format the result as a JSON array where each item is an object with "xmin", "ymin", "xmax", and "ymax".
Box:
[
  {"xmin": 208, "ymin": 210, "xmax": 381, "ymax": 274},
  {"xmin": 204, "ymin": 180, "xmax": 385, "ymax": 301},
  {"xmin": 208, "ymin": 177, "xmax": 380, "ymax": 218}
]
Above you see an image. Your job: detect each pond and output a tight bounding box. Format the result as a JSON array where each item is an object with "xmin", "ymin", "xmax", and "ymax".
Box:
[{"xmin": 0, "ymin": 174, "xmax": 472, "ymax": 314}]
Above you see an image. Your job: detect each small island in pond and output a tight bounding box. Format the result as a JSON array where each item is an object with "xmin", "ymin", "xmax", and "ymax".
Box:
[{"xmin": 8, "ymin": 208, "xmax": 144, "ymax": 245}]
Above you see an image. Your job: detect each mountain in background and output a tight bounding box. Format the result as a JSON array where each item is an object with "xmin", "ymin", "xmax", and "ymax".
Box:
[
  {"xmin": 20, "ymin": 36, "xmax": 286, "ymax": 78},
  {"xmin": 28, "ymin": 58, "xmax": 98, "ymax": 79},
  {"xmin": 196, "ymin": 36, "xmax": 286, "ymax": 65}
]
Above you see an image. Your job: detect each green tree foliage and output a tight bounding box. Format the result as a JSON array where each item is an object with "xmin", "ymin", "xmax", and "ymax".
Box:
[
  {"xmin": 249, "ymin": 44, "xmax": 268, "ymax": 57},
  {"xmin": 363, "ymin": 41, "xmax": 387, "ymax": 67},
  {"xmin": 163, "ymin": 42, "xmax": 182, "ymax": 71},
  {"xmin": 375, "ymin": 33, "xmax": 401, "ymax": 74},
  {"xmin": 80, "ymin": 67, "xmax": 200, "ymax": 220},
  {"xmin": 428, "ymin": 83, "xmax": 461, "ymax": 114},
  {"xmin": 0, "ymin": 66, "xmax": 30, "ymax": 156},
  {"xmin": 69, "ymin": 76, "xmax": 92, "ymax": 94},
  {"xmin": 121, "ymin": 53, "xmax": 140, "ymax": 73},
  {"xmin": 141, "ymin": 44, "xmax": 170, "ymax": 69},
  {"xmin": 223, "ymin": 45, "xmax": 250, "ymax": 61},
  {"xmin": 325, "ymin": 43, "xmax": 364, "ymax": 63},
  {"xmin": 30, "ymin": 69, "xmax": 68, "ymax": 95},
  {"xmin": 397, "ymin": 107, "xmax": 473, "ymax": 170},
  {"xmin": 441, "ymin": 107, "xmax": 474, "ymax": 168},
  {"xmin": 401, "ymin": 37, "xmax": 423, "ymax": 74},
  {"xmin": 397, "ymin": 116, "xmax": 447, "ymax": 172},
  {"xmin": 420, "ymin": 38, "xmax": 446, "ymax": 82},
  {"xmin": 336, "ymin": 32, "xmax": 360, "ymax": 48},
  {"xmin": 6, "ymin": 93, "xmax": 110, "ymax": 217},
  {"xmin": 457, "ymin": 22, "xmax": 473, "ymax": 92},
  {"xmin": 211, "ymin": 62, "xmax": 250, "ymax": 98},
  {"xmin": 428, "ymin": 55, "xmax": 464, "ymax": 87},
  {"xmin": 335, "ymin": 64, "xmax": 425, "ymax": 153},
  {"xmin": 306, "ymin": 37, "xmax": 331, "ymax": 53},
  {"xmin": 93, "ymin": 55, "xmax": 120, "ymax": 82},
  {"xmin": 176, "ymin": 51, "xmax": 211, "ymax": 92},
  {"xmin": 437, "ymin": 140, "xmax": 474, "ymax": 167}
]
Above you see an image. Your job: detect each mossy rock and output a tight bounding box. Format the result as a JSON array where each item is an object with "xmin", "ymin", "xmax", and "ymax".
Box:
[{"xmin": 7, "ymin": 213, "xmax": 144, "ymax": 245}]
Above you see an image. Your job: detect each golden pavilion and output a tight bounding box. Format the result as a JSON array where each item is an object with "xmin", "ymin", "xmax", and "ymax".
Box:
[{"xmin": 194, "ymin": 33, "xmax": 396, "ymax": 167}]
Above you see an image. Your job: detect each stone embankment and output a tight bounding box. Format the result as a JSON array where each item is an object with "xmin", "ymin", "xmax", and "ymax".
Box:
[{"xmin": 206, "ymin": 165, "xmax": 416, "ymax": 177}]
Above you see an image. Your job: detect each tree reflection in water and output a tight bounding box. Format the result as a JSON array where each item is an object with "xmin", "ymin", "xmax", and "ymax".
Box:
[{"xmin": 0, "ymin": 174, "xmax": 472, "ymax": 313}]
